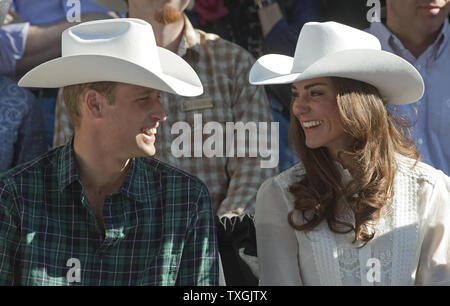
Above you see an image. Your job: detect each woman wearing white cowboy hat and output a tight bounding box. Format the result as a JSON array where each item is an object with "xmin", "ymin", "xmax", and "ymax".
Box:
[{"xmin": 251, "ymin": 21, "xmax": 450, "ymax": 286}]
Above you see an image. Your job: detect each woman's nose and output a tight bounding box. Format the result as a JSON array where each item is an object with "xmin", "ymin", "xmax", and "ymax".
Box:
[{"xmin": 293, "ymin": 95, "xmax": 310, "ymax": 115}]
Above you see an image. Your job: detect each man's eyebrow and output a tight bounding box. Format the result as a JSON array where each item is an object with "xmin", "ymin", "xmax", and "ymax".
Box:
[{"xmin": 135, "ymin": 89, "xmax": 158, "ymax": 96}]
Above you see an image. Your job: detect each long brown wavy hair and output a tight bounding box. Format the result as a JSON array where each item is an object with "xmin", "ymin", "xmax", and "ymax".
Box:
[{"xmin": 288, "ymin": 77, "xmax": 420, "ymax": 243}]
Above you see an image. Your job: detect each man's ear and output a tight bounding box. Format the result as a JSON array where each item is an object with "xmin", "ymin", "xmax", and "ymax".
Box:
[{"xmin": 83, "ymin": 90, "xmax": 104, "ymax": 119}]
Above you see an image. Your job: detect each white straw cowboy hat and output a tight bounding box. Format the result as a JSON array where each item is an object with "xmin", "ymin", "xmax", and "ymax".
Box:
[
  {"xmin": 19, "ymin": 18, "xmax": 203, "ymax": 97},
  {"xmin": 249, "ymin": 21, "xmax": 424, "ymax": 105},
  {"xmin": 0, "ymin": 0, "xmax": 12, "ymax": 27}
]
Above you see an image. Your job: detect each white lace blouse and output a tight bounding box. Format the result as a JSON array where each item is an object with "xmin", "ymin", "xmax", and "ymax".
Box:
[{"xmin": 255, "ymin": 155, "xmax": 450, "ymax": 285}]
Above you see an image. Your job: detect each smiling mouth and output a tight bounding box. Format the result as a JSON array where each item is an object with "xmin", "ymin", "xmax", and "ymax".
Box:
[
  {"xmin": 141, "ymin": 128, "xmax": 157, "ymax": 136},
  {"xmin": 302, "ymin": 120, "xmax": 323, "ymax": 129}
]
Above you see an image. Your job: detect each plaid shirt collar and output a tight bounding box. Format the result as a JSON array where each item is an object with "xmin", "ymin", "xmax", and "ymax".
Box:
[
  {"xmin": 57, "ymin": 138, "xmax": 80, "ymax": 192},
  {"xmin": 57, "ymin": 138, "xmax": 157, "ymax": 203},
  {"xmin": 178, "ymin": 14, "xmax": 202, "ymax": 58}
]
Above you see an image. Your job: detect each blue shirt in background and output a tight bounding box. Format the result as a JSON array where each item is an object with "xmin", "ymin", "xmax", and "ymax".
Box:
[
  {"xmin": 0, "ymin": 22, "xmax": 28, "ymax": 77},
  {"xmin": 0, "ymin": 76, "xmax": 47, "ymax": 172},
  {"xmin": 0, "ymin": 0, "xmax": 112, "ymax": 77},
  {"xmin": 11, "ymin": 0, "xmax": 110, "ymax": 25},
  {"xmin": 367, "ymin": 20, "xmax": 450, "ymax": 175},
  {"xmin": 262, "ymin": 0, "xmax": 319, "ymax": 56}
]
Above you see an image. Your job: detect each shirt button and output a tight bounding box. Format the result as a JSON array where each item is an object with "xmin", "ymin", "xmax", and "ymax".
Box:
[
  {"xmin": 418, "ymin": 138, "xmax": 424, "ymax": 145},
  {"xmin": 446, "ymin": 98, "xmax": 450, "ymax": 108}
]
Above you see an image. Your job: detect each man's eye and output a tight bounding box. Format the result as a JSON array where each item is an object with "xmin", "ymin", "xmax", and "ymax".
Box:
[
  {"xmin": 137, "ymin": 97, "xmax": 149, "ymax": 103},
  {"xmin": 311, "ymin": 91, "xmax": 323, "ymax": 96},
  {"xmin": 149, "ymin": 92, "xmax": 161, "ymax": 100}
]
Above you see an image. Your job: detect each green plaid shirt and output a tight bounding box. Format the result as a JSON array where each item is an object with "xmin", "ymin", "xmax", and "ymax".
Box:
[{"xmin": 0, "ymin": 141, "xmax": 218, "ymax": 286}]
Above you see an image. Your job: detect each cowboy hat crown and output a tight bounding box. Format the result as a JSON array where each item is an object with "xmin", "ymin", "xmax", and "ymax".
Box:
[
  {"xmin": 292, "ymin": 21, "xmax": 381, "ymax": 72},
  {"xmin": 249, "ymin": 21, "xmax": 424, "ymax": 105},
  {"xmin": 19, "ymin": 18, "xmax": 203, "ymax": 97}
]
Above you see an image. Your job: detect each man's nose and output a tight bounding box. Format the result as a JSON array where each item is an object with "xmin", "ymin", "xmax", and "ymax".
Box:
[{"xmin": 151, "ymin": 98, "xmax": 167, "ymax": 122}]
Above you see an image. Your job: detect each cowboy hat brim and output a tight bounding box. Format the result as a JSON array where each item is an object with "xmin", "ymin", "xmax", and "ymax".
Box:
[
  {"xmin": 19, "ymin": 47, "xmax": 203, "ymax": 97},
  {"xmin": 249, "ymin": 49, "xmax": 424, "ymax": 105}
]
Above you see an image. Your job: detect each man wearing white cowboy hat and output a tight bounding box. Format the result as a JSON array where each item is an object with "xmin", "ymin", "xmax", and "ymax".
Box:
[
  {"xmin": 252, "ymin": 21, "xmax": 450, "ymax": 285},
  {"xmin": 0, "ymin": 18, "xmax": 218, "ymax": 286},
  {"xmin": 0, "ymin": 0, "xmax": 47, "ymax": 172},
  {"xmin": 367, "ymin": 0, "xmax": 450, "ymax": 176},
  {"xmin": 55, "ymin": 0, "xmax": 278, "ymax": 286}
]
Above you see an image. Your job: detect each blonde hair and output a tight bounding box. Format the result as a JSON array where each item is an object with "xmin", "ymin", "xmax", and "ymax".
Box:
[
  {"xmin": 288, "ymin": 77, "xmax": 419, "ymax": 243},
  {"xmin": 63, "ymin": 82, "xmax": 117, "ymax": 128}
]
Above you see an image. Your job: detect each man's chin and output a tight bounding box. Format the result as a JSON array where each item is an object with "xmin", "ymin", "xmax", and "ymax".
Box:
[
  {"xmin": 133, "ymin": 143, "xmax": 156, "ymax": 158},
  {"xmin": 154, "ymin": 4, "xmax": 182, "ymax": 24},
  {"xmin": 134, "ymin": 135, "xmax": 157, "ymax": 156},
  {"xmin": 417, "ymin": 7, "xmax": 449, "ymax": 25}
]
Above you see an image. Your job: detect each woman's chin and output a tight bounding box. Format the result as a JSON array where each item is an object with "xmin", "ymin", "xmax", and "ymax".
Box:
[{"xmin": 305, "ymin": 141, "xmax": 322, "ymax": 150}]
